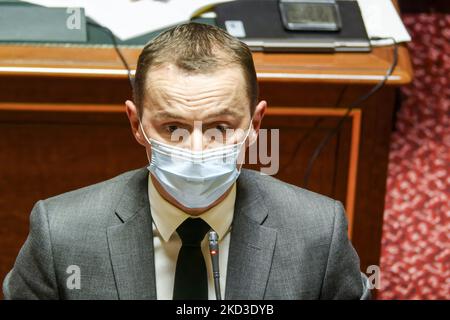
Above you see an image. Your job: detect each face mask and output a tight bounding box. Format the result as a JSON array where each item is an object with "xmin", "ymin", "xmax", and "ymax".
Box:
[{"xmin": 139, "ymin": 120, "xmax": 253, "ymax": 209}]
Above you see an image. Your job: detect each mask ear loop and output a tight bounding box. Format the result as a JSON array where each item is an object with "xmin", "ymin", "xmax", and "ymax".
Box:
[
  {"xmin": 236, "ymin": 118, "xmax": 255, "ymax": 171},
  {"xmin": 139, "ymin": 121, "xmax": 153, "ymax": 146},
  {"xmin": 239, "ymin": 118, "xmax": 255, "ymax": 147},
  {"xmin": 248, "ymin": 117, "xmax": 259, "ymax": 148}
]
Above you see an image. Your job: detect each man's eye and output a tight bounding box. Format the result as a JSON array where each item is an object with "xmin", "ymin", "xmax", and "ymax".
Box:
[
  {"xmin": 166, "ymin": 125, "xmax": 179, "ymax": 134},
  {"xmin": 215, "ymin": 124, "xmax": 229, "ymax": 133}
]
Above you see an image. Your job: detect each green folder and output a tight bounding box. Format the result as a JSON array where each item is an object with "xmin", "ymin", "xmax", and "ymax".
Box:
[{"xmin": 0, "ymin": 0, "xmax": 215, "ymax": 47}]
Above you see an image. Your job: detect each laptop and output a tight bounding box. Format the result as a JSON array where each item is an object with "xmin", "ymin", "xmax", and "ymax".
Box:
[{"xmin": 214, "ymin": 0, "xmax": 371, "ymax": 53}]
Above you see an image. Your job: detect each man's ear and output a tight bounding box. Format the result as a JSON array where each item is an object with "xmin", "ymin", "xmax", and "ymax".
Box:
[
  {"xmin": 125, "ymin": 100, "xmax": 146, "ymax": 147},
  {"xmin": 249, "ymin": 100, "xmax": 267, "ymax": 145}
]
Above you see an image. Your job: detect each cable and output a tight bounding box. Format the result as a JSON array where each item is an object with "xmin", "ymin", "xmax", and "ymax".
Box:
[
  {"xmin": 86, "ymin": 20, "xmax": 134, "ymax": 90},
  {"xmin": 302, "ymin": 37, "xmax": 399, "ymax": 188},
  {"xmin": 280, "ymin": 84, "xmax": 348, "ymax": 175}
]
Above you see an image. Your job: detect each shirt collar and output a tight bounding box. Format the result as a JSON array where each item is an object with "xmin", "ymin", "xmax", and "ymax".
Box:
[{"xmin": 148, "ymin": 174, "xmax": 236, "ymax": 242}]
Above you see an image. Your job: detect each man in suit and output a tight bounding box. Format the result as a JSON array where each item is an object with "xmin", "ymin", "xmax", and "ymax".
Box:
[{"xmin": 3, "ymin": 22, "xmax": 370, "ymax": 300}]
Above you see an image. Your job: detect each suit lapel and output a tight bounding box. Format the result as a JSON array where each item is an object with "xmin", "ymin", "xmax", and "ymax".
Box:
[
  {"xmin": 105, "ymin": 168, "xmax": 276, "ymax": 300},
  {"xmin": 225, "ymin": 171, "xmax": 277, "ymax": 299},
  {"xmin": 107, "ymin": 168, "xmax": 157, "ymax": 300}
]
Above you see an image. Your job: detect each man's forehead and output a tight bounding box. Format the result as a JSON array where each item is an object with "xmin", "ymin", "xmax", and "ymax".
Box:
[
  {"xmin": 145, "ymin": 63, "xmax": 246, "ymax": 93},
  {"xmin": 143, "ymin": 63, "xmax": 249, "ymax": 119}
]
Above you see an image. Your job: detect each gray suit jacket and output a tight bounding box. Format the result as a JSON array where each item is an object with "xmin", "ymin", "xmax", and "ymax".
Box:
[{"xmin": 3, "ymin": 168, "xmax": 371, "ymax": 300}]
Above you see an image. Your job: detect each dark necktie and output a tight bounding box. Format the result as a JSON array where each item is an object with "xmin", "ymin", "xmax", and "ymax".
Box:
[{"xmin": 173, "ymin": 218, "xmax": 211, "ymax": 300}]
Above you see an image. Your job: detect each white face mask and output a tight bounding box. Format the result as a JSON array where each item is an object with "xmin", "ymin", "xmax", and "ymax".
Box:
[{"xmin": 139, "ymin": 120, "xmax": 253, "ymax": 209}]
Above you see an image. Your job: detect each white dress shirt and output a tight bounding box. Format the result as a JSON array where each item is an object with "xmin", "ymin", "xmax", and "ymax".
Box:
[{"xmin": 148, "ymin": 175, "xmax": 235, "ymax": 300}]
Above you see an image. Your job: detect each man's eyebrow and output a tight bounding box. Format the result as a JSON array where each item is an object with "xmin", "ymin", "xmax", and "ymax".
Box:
[
  {"xmin": 206, "ymin": 108, "xmax": 242, "ymax": 119},
  {"xmin": 153, "ymin": 108, "xmax": 242, "ymax": 121},
  {"xmin": 153, "ymin": 110, "xmax": 186, "ymax": 121}
]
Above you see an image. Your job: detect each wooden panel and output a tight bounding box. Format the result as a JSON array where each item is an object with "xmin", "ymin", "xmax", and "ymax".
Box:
[
  {"xmin": 250, "ymin": 107, "xmax": 361, "ymax": 237},
  {"xmin": 0, "ymin": 110, "xmax": 148, "ymax": 288},
  {"xmin": 0, "ymin": 45, "xmax": 412, "ymax": 84}
]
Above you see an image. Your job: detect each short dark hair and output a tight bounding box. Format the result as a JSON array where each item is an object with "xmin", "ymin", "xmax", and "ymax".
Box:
[{"xmin": 133, "ymin": 22, "xmax": 258, "ymax": 117}]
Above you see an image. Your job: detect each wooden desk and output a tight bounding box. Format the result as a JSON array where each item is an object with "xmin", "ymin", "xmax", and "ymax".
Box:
[{"xmin": 0, "ymin": 42, "xmax": 412, "ymax": 295}]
